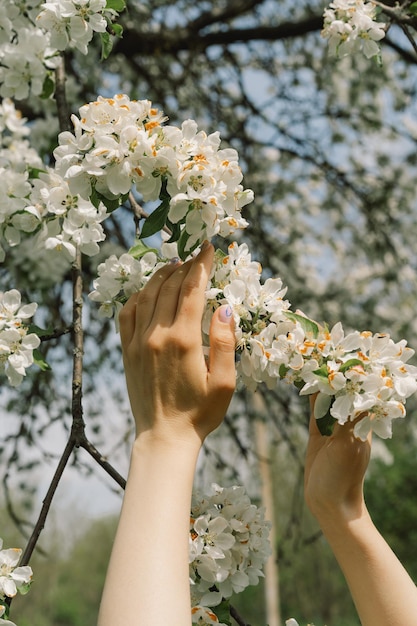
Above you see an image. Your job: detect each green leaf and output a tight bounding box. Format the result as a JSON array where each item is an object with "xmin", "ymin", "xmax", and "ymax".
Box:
[
  {"xmin": 28, "ymin": 167, "xmax": 47, "ymax": 179},
  {"xmin": 339, "ymin": 358, "xmax": 364, "ymax": 373},
  {"xmin": 111, "ymin": 22, "xmax": 123, "ymax": 37},
  {"xmin": 91, "ymin": 188, "xmax": 127, "ymax": 212},
  {"xmin": 18, "ymin": 581, "xmax": 32, "ymax": 596},
  {"xmin": 316, "ymin": 406, "xmax": 337, "ymax": 437},
  {"xmin": 100, "ymin": 31, "xmax": 113, "ymax": 60},
  {"xmin": 128, "ymin": 239, "xmax": 160, "ymax": 259},
  {"xmin": 165, "ymin": 218, "xmax": 182, "ymax": 243},
  {"xmin": 40, "ymin": 74, "xmax": 55, "ymax": 99},
  {"xmin": 279, "ymin": 363, "xmax": 289, "ymax": 379},
  {"xmin": 312, "ymin": 363, "xmax": 329, "ymax": 378},
  {"xmin": 177, "ymin": 228, "xmax": 191, "ymax": 260},
  {"xmin": 284, "ymin": 311, "xmax": 319, "ymax": 338},
  {"xmin": 214, "ymin": 600, "xmax": 232, "ymax": 626},
  {"xmin": 409, "ymin": 1, "xmax": 417, "ymax": 15},
  {"xmin": 33, "ymin": 349, "xmax": 51, "ymax": 372},
  {"xmin": 106, "ymin": 0, "xmax": 126, "ymax": 11},
  {"xmin": 140, "ymin": 198, "xmax": 170, "ymax": 239},
  {"xmin": 28, "ymin": 324, "xmax": 53, "ymax": 338}
]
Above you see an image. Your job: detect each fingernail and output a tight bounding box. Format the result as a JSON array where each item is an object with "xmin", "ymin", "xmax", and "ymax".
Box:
[
  {"xmin": 200, "ymin": 240, "xmax": 211, "ymax": 251},
  {"xmin": 219, "ymin": 305, "xmax": 233, "ymax": 323},
  {"xmin": 169, "ymin": 257, "xmax": 181, "ymax": 265}
]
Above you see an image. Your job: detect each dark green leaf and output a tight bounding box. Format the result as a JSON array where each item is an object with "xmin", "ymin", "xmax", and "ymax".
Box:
[
  {"xmin": 140, "ymin": 198, "xmax": 170, "ymax": 239},
  {"xmin": 316, "ymin": 407, "xmax": 337, "ymax": 437},
  {"xmin": 284, "ymin": 311, "xmax": 319, "ymax": 338},
  {"xmin": 409, "ymin": 2, "xmax": 417, "ymax": 15},
  {"xmin": 214, "ymin": 600, "xmax": 232, "ymax": 626},
  {"xmin": 41, "ymin": 74, "xmax": 55, "ymax": 99},
  {"xmin": 28, "ymin": 324, "xmax": 54, "ymax": 338},
  {"xmin": 91, "ymin": 188, "xmax": 126, "ymax": 212},
  {"xmin": 165, "ymin": 218, "xmax": 182, "ymax": 243}
]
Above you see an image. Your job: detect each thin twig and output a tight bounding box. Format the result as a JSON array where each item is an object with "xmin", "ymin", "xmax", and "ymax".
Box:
[
  {"xmin": 54, "ymin": 55, "xmax": 72, "ymax": 133},
  {"xmin": 79, "ymin": 437, "xmax": 126, "ymax": 490},
  {"xmin": 399, "ymin": 22, "xmax": 417, "ymax": 56},
  {"xmin": 230, "ymin": 604, "xmax": 252, "ymax": 626},
  {"xmin": 19, "ymin": 436, "xmax": 76, "ymax": 567},
  {"xmin": 39, "ymin": 325, "xmax": 73, "ymax": 342}
]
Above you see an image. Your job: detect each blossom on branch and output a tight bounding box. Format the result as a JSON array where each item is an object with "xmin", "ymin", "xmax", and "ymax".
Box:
[
  {"xmin": 89, "ymin": 240, "xmax": 417, "ymax": 441},
  {"xmin": 0, "ymin": 537, "xmax": 33, "ymax": 626},
  {"xmin": 0, "ymin": 290, "xmax": 40, "ymax": 386},
  {"xmin": 322, "ymin": 0, "xmax": 386, "ymax": 59},
  {"xmin": 189, "ymin": 484, "xmax": 271, "ymax": 615}
]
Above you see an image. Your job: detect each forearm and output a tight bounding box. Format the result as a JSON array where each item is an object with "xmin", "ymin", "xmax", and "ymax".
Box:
[
  {"xmin": 98, "ymin": 434, "xmax": 200, "ymax": 626},
  {"xmin": 319, "ymin": 506, "xmax": 417, "ymax": 626}
]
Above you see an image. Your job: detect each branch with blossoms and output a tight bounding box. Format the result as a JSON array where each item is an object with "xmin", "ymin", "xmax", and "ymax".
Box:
[
  {"xmin": 1, "ymin": 2, "xmax": 417, "ymax": 625},
  {"xmin": 2, "ymin": 86, "xmax": 417, "ymax": 624},
  {"xmin": 321, "ymin": 0, "xmax": 417, "ymax": 62}
]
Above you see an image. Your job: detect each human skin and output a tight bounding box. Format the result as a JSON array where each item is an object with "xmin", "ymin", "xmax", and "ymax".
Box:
[
  {"xmin": 305, "ymin": 397, "xmax": 417, "ymax": 626},
  {"xmin": 98, "ymin": 242, "xmax": 236, "ymax": 626}
]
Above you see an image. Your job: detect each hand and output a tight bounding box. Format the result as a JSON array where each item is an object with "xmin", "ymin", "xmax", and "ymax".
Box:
[
  {"xmin": 119, "ymin": 243, "xmax": 236, "ymax": 446},
  {"xmin": 304, "ymin": 396, "xmax": 371, "ymax": 524}
]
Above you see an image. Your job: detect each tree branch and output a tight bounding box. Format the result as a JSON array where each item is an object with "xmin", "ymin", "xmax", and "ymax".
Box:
[{"xmin": 116, "ymin": 15, "xmax": 324, "ymax": 57}]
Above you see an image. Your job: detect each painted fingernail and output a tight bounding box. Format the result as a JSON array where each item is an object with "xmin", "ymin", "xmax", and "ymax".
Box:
[
  {"xmin": 218, "ymin": 305, "xmax": 233, "ymax": 323},
  {"xmin": 169, "ymin": 257, "xmax": 181, "ymax": 265}
]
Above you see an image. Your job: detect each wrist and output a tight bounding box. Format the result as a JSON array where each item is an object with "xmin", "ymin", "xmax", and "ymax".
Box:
[
  {"xmin": 132, "ymin": 428, "xmax": 202, "ymax": 459},
  {"xmin": 314, "ymin": 499, "xmax": 370, "ymax": 538}
]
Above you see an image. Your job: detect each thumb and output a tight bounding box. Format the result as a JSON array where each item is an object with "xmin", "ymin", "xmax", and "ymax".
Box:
[{"xmin": 208, "ymin": 305, "xmax": 236, "ymax": 393}]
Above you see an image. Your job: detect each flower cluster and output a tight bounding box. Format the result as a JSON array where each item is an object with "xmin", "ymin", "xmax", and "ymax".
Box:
[
  {"xmin": 322, "ymin": 0, "xmax": 386, "ymax": 59},
  {"xmin": 89, "ymin": 240, "xmax": 417, "ymax": 441},
  {"xmin": 89, "ymin": 250, "xmax": 164, "ymax": 322},
  {"xmin": 0, "ymin": 537, "xmax": 33, "ymax": 626},
  {"xmin": 36, "ymin": 0, "xmax": 108, "ymax": 55},
  {"xmin": 189, "ymin": 484, "xmax": 271, "ymax": 618},
  {"xmin": 0, "ymin": 0, "xmax": 124, "ymax": 101},
  {"xmin": 54, "ymin": 94, "xmax": 252, "ymax": 256},
  {"xmin": 0, "ymin": 290, "xmax": 40, "ymax": 387}
]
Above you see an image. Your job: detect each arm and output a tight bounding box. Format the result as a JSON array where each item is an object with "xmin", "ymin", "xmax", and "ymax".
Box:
[
  {"xmin": 98, "ymin": 243, "xmax": 236, "ymax": 626},
  {"xmin": 305, "ymin": 398, "xmax": 417, "ymax": 626}
]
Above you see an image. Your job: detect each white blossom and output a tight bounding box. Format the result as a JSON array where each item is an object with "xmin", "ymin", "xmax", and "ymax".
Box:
[
  {"xmin": 322, "ymin": 0, "xmax": 386, "ymax": 59},
  {"xmin": 0, "ymin": 290, "xmax": 40, "ymax": 386},
  {"xmin": 189, "ymin": 484, "xmax": 271, "ymax": 607},
  {"xmin": 0, "ymin": 539, "xmax": 32, "ymax": 599}
]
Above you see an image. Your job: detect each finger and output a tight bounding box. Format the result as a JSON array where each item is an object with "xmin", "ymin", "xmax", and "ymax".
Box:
[
  {"xmin": 175, "ymin": 242, "xmax": 214, "ymax": 334},
  {"xmin": 134, "ymin": 262, "xmax": 180, "ymax": 336},
  {"xmin": 147, "ymin": 260, "xmax": 194, "ymax": 329},
  {"xmin": 208, "ymin": 304, "xmax": 236, "ymax": 397},
  {"xmin": 119, "ymin": 293, "xmax": 139, "ymax": 350}
]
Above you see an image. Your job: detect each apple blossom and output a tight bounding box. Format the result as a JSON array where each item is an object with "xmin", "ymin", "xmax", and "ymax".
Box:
[
  {"xmin": 0, "ymin": 290, "xmax": 40, "ymax": 387},
  {"xmin": 322, "ymin": 0, "xmax": 386, "ymax": 59},
  {"xmin": 189, "ymin": 484, "xmax": 271, "ymax": 611}
]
